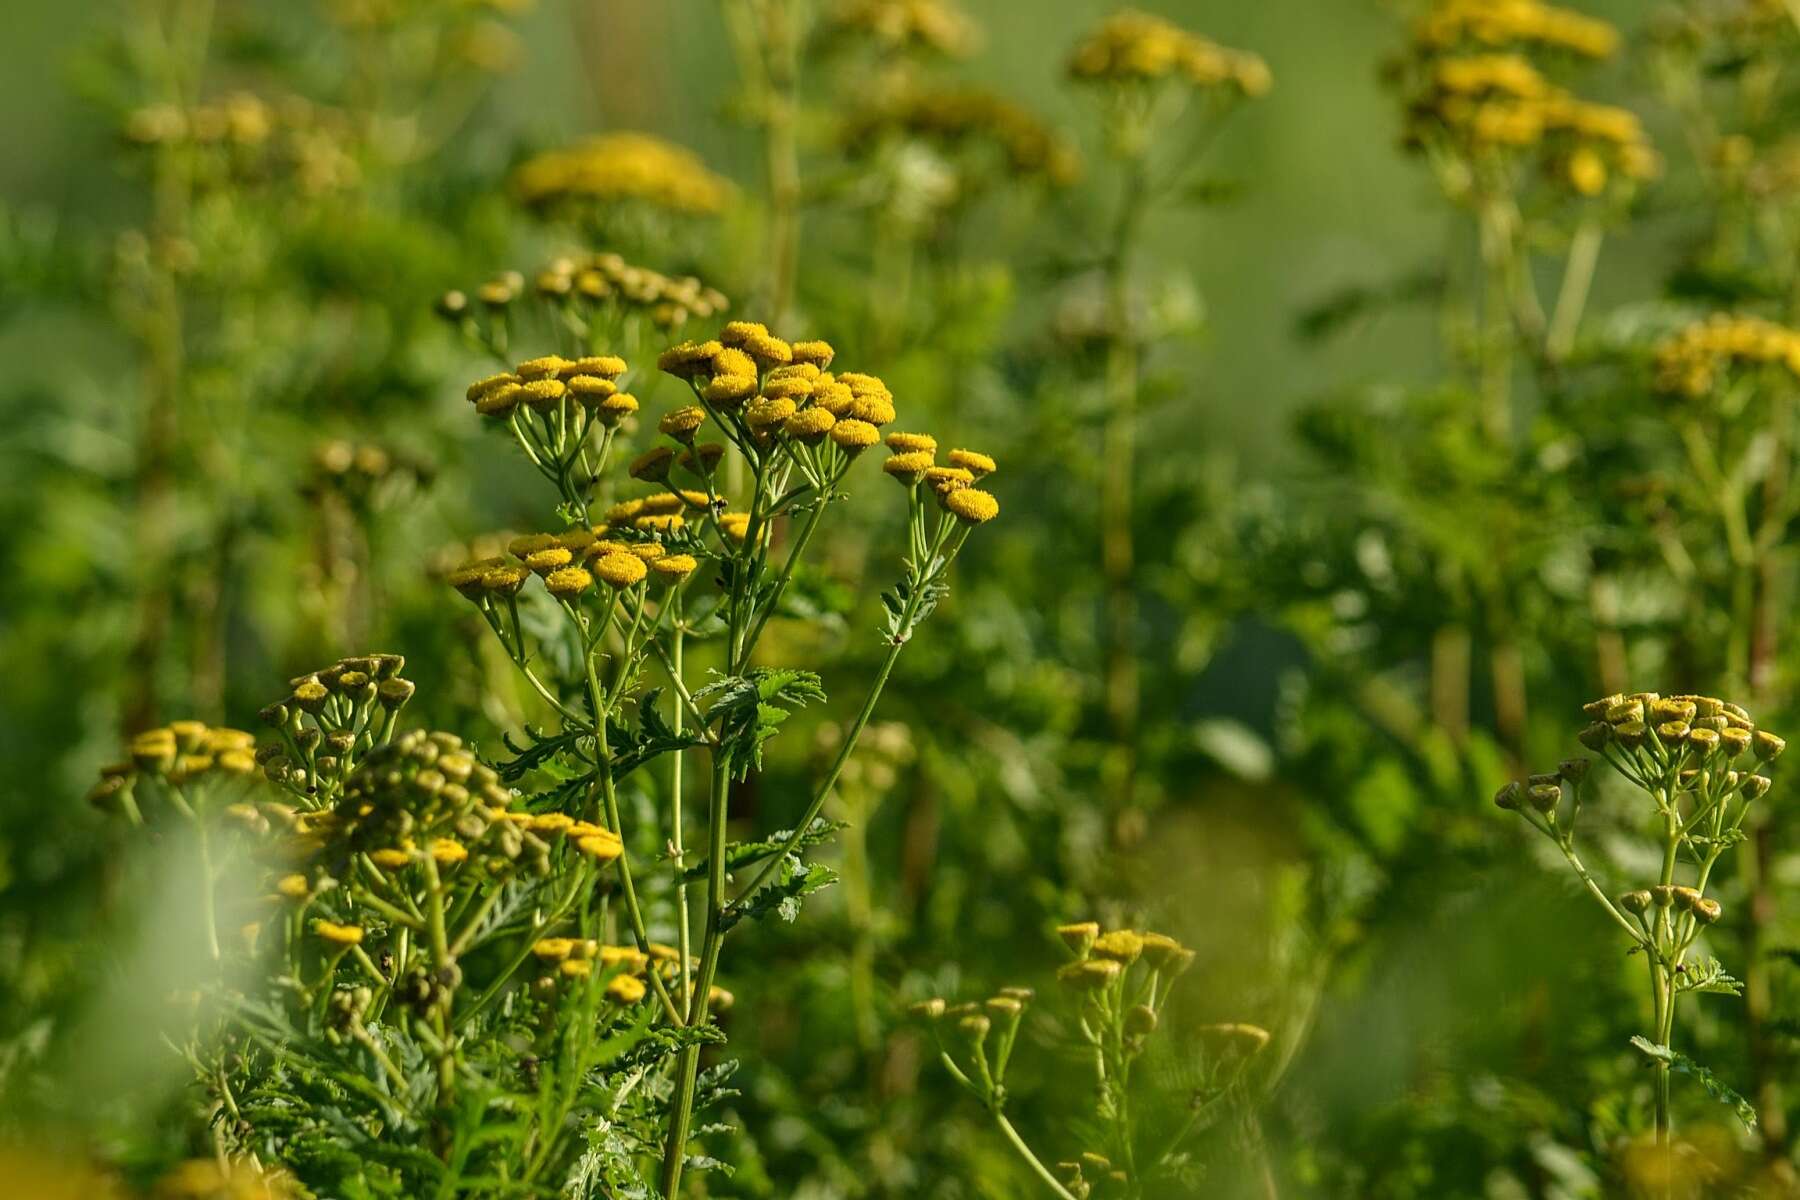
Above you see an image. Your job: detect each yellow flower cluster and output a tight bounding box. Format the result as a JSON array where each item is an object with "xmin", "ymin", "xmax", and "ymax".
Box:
[
  {"xmin": 448, "ymin": 250, "xmax": 730, "ymax": 334},
  {"xmin": 1413, "ymin": 0, "xmax": 1620, "ymax": 58},
  {"xmin": 450, "ymin": 519, "xmax": 700, "ymax": 608},
  {"xmin": 0, "ymin": 1148, "xmax": 129, "ymax": 1200},
  {"xmin": 151, "ymin": 1156, "xmax": 297, "ymax": 1200},
  {"xmin": 824, "ymin": 0, "xmax": 980, "ymax": 57},
  {"xmin": 1406, "ymin": 52, "xmax": 1657, "ymax": 189},
  {"xmin": 880, "ymin": 432, "xmax": 1000, "ymax": 523},
  {"xmin": 1652, "ymin": 314, "xmax": 1800, "ymax": 398},
  {"xmin": 1067, "ymin": 10, "xmax": 1272, "ymax": 98},
  {"xmin": 90, "ymin": 721, "xmax": 258, "ymax": 812},
  {"xmin": 842, "ymin": 85, "xmax": 1081, "ymax": 186},
  {"xmin": 511, "ymin": 132, "xmax": 732, "ymax": 216},
  {"xmin": 533, "ymin": 936, "xmax": 732, "ymax": 1007},
  {"xmin": 465, "ymin": 352, "xmax": 636, "ymax": 428},
  {"xmin": 659, "ymin": 324, "xmax": 907, "ymax": 480},
  {"xmin": 125, "ymin": 93, "xmax": 361, "ymax": 195},
  {"xmin": 1053, "ymin": 921, "xmax": 1195, "ymax": 990}
]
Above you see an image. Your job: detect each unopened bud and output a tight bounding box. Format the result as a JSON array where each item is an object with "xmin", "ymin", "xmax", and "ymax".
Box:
[
  {"xmin": 1493, "ymin": 781, "xmax": 1523, "ymax": 811},
  {"xmin": 1558, "ymin": 758, "xmax": 1591, "ymax": 784},
  {"xmin": 1651, "ymin": 885, "xmax": 1675, "ymax": 908},
  {"xmin": 909, "ymin": 997, "xmax": 946, "ymax": 1020},
  {"xmin": 1577, "ymin": 722, "xmax": 1611, "ymax": 750},
  {"xmin": 1125, "ymin": 1004, "xmax": 1158, "ymax": 1037},
  {"xmin": 1694, "ymin": 897, "xmax": 1723, "ymax": 924},
  {"xmin": 1619, "ymin": 890, "xmax": 1652, "ymax": 915},
  {"xmin": 1671, "ymin": 886, "xmax": 1700, "ymax": 912},
  {"xmin": 1755, "ymin": 731, "xmax": 1786, "ymax": 761},
  {"xmin": 1527, "ymin": 783, "xmax": 1561, "ymax": 814},
  {"xmin": 1742, "ymin": 774, "xmax": 1773, "ymax": 801}
]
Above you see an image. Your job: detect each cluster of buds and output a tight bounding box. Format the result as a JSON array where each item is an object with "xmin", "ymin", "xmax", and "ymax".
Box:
[
  {"xmin": 910, "ymin": 986, "xmax": 1037, "ymax": 1107},
  {"xmin": 464, "ymin": 352, "xmax": 636, "ymax": 514},
  {"xmin": 1054, "ymin": 922, "xmax": 1194, "ymax": 1037},
  {"xmin": 1066, "ymin": 10, "xmax": 1272, "ymax": 97},
  {"xmin": 821, "ymin": 0, "xmax": 981, "ymax": 59},
  {"xmin": 841, "ymin": 85, "xmax": 1081, "ymax": 187},
  {"xmin": 90, "ymin": 721, "xmax": 259, "ymax": 819},
  {"xmin": 441, "ymin": 250, "xmax": 729, "ymax": 343},
  {"xmin": 123, "ymin": 92, "xmax": 361, "ymax": 196},
  {"xmin": 1400, "ymin": 51, "xmax": 1657, "ymax": 192},
  {"xmin": 1413, "ymin": 0, "xmax": 1620, "ymax": 59},
  {"xmin": 1056, "ymin": 1152, "xmax": 1127, "ymax": 1199},
  {"xmin": 1652, "ymin": 313, "xmax": 1800, "ymax": 398},
  {"xmin": 303, "ymin": 439, "xmax": 431, "ymax": 511},
  {"xmin": 510, "ymin": 132, "xmax": 732, "ymax": 218},
  {"xmin": 448, "ymin": 523, "xmax": 700, "ymax": 660},
  {"xmin": 313, "ymin": 730, "xmax": 541, "ymax": 883},
  {"xmin": 1497, "ymin": 694, "xmax": 1784, "ymax": 1012},
  {"xmin": 256, "ymin": 653, "xmax": 414, "ymax": 807}
]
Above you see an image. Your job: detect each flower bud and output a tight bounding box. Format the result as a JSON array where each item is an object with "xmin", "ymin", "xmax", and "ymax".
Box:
[
  {"xmin": 1651, "ymin": 885, "xmax": 1675, "ymax": 908},
  {"xmin": 909, "ymin": 998, "xmax": 945, "ymax": 1020},
  {"xmin": 1741, "ymin": 774, "xmax": 1773, "ymax": 801},
  {"xmin": 1125, "ymin": 1004, "xmax": 1158, "ymax": 1037},
  {"xmin": 1619, "ymin": 890, "xmax": 1652, "ymax": 915},
  {"xmin": 1694, "ymin": 897, "xmax": 1723, "ymax": 924},
  {"xmin": 1526, "ymin": 783, "xmax": 1561, "ymax": 814},
  {"xmin": 1755, "ymin": 731, "xmax": 1786, "ymax": 761},
  {"xmin": 1671, "ymin": 886, "xmax": 1700, "ymax": 911},
  {"xmin": 1615, "ymin": 720, "xmax": 1647, "ymax": 750},
  {"xmin": 1558, "ymin": 758, "xmax": 1591, "ymax": 784},
  {"xmin": 1057, "ymin": 921, "xmax": 1099, "ymax": 956},
  {"xmin": 1493, "ymin": 781, "xmax": 1522, "ymax": 811}
]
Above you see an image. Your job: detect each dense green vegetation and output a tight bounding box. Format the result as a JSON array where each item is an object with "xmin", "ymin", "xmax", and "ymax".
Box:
[{"xmin": 6, "ymin": 1, "xmax": 1800, "ymax": 1196}]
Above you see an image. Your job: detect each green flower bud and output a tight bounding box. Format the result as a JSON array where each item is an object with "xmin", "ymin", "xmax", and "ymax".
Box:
[
  {"xmin": 1741, "ymin": 774, "xmax": 1773, "ymax": 801},
  {"xmin": 1694, "ymin": 897, "xmax": 1723, "ymax": 924},
  {"xmin": 1493, "ymin": 781, "xmax": 1523, "ymax": 811},
  {"xmin": 1651, "ymin": 885, "xmax": 1675, "ymax": 908},
  {"xmin": 1616, "ymin": 720, "xmax": 1647, "ymax": 750},
  {"xmin": 1619, "ymin": 890, "xmax": 1652, "ymax": 915},
  {"xmin": 1125, "ymin": 1004, "xmax": 1158, "ymax": 1037},
  {"xmin": 1754, "ymin": 731, "xmax": 1786, "ymax": 761},
  {"xmin": 1527, "ymin": 783, "xmax": 1561, "ymax": 814},
  {"xmin": 909, "ymin": 998, "xmax": 945, "ymax": 1020},
  {"xmin": 1577, "ymin": 721, "xmax": 1612, "ymax": 750},
  {"xmin": 1671, "ymin": 886, "xmax": 1700, "ymax": 911},
  {"xmin": 1558, "ymin": 758, "xmax": 1592, "ymax": 784}
]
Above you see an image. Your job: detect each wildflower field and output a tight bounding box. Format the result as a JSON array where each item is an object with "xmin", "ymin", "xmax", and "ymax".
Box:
[{"xmin": 9, "ymin": 0, "xmax": 1800, "ymax": 1196}]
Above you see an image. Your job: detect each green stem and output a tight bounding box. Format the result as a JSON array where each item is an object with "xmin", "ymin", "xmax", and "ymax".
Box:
[{"xmin": 994, "ymin": 1111, "xmax": 1079, "ymax": 1200}]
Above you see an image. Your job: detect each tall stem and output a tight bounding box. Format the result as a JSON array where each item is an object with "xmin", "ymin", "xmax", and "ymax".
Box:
[
  {"xmin": 1100, "ymin": 149, "xmax": 1149, "ymax": 818},
  {"xmin": 660, "ymin": 751, "xmax": 733, "ymax": 1197}
]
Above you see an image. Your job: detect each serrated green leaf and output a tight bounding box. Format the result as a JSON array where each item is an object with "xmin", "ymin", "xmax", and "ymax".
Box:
[{"xmin": 1630, "ymin": 1037, "xmax": 1757, "ymax": 1131}]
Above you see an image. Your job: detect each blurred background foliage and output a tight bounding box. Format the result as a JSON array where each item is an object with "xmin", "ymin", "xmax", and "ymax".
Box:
[{"xmin": 9, "ymin": 0, "xmax": 1800, "ymax": 1196}]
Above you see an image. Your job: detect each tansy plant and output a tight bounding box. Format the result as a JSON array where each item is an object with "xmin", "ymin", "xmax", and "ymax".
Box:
[
  {"xmin": 83, "ymin": 317, "xmax": 999, "ymax": 1196},
  {"xmin": 1496, "ymin": 692, "xmax": 1786, "ymax": 1168},
  {"xmin": 916, "ymin": 924, "xmax": 1268, "ymax": 1200}
]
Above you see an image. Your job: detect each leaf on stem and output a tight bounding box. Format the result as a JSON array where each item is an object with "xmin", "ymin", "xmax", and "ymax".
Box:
[
  {"xmin": 1629, "ymin": 1037, "xmax": 1757, "ymax": 1131},
  {"xmin": 697, "ymin": 668, "xmax": 827, "ymax": 781},
  {"xmin": 683, "ymin": 817, "xmax": 846, "ymax": 881}
]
